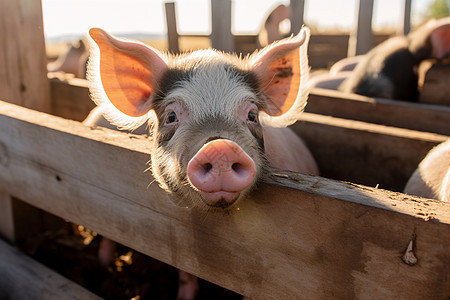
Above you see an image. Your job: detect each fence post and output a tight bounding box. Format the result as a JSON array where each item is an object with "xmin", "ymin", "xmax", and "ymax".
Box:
[
  {"xmin": 400, "ymin": 0, "xmax": 412, "ymax": 35},
  {"xmin": 0, "ymin": 0, "xmax": 58, "ymax": 244},
  {"xmin": 211, "ymin": 0, "xmax": 234, "ymax": 52},
  {"xmin": 348, "ymin": 0, "xmax": 374, "ymax": 56},
  {"xmin": 290, "ymin": 0, "xmax": 305, "ymax": 35},
  {"xmin": 0, "ymin": 0, "xmax": 51, "ymax": 112},
  {"xmin": 165, "ymin": 2, "xmax": 180, "ymax": 53}
]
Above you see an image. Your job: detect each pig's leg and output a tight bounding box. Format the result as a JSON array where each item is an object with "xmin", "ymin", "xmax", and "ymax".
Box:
[
  {"xmin": 98, "ymin": 237, "xmax": 116, "ymax": 266},
  {"xmin": 177, "ymin": 270, "xmax": 199, "ymax": 300},
  {"xmin": 84, "ymin": 106, "xmax": 148, "ymax": 135},
  {"xmin": 263, "ymin": 127, "xmax": 319, "ymax": 176}
]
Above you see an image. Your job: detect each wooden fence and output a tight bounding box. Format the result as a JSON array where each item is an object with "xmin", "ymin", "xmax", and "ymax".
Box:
[{"xmin": 1, "ymin": 81, "xmax": 450, "ymax": 298}]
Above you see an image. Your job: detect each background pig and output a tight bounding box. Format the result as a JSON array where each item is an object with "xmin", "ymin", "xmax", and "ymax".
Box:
[
  {"xmin": 47, "ymin": 38, "xmax": 89, "ymax": 79},
  {"xmin": 310, "ymin": 17, "xmax": 450, "ymax": 101},
  {"xmin": 404, "ymin": 139, "xmax": 449, "ymax": 202},
  {"xmin": 85, "ymin": 27, "xmax": 318, "ymax": 299}
]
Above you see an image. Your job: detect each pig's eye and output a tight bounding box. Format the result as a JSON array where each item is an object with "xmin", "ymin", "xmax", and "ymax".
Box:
[
  {"xmin": 165, "ymin": 111, "xmax": 178, "ymax": 124},
  {"xmin": 247, "ymin": 110, "xmax": 258, "ymax": 123}
]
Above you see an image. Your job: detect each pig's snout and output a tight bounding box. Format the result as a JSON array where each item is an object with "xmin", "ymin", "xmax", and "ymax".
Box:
[{"xmin": 187, "ymin": 139, "xmax": 256, "ymax": 207}]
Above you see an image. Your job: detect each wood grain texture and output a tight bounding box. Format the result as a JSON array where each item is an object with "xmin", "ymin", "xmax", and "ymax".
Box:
[
  {"xmin": 0, "ymin": 0, "xmax": 50, "ymax": 112},
  {"xmin": 49, "ymin": 76, "xmax": 95, "ymax": 122},
  {"xmin": 0, "ymin": 100, "xmax": 449, "ymax": 299},
  {"xmin": 0, "ymin": 239, "xmax": 101, "ymax": 300},
  {"xmin": 307, "ymin": 88, "xmax": 450, "ymax": 136}
]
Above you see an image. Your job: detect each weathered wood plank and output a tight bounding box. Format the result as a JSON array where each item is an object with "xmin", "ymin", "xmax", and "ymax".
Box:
[
  {"xmin": 49, "ymin": 76, "xmax": 95, "ymax": 122},
  {"xmin": 0, "ymin": 100, "xmax": 449, "ymax": 299},
  {"xmin": 0, "ymin": 239, "xmax": 101, "ymax": 299},
  {"xmin": 307, "ymin": 88, "xmax": 450, "ymax": 136},
  {"xmin": 293, "ymin": 112, "xmax": 447, "ymax": 192},
  {"xmin": 0, "ymin": 0, "xmax": 50, "ymax": 112}
]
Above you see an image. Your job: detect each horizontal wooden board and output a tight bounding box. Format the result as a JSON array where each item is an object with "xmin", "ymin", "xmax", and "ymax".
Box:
[
  {"xmin": 1, "ymin": 100, "xmax": 449, "ymax": 299},
  {"xmin": 293, "ymin": 112, "xmax": 448, "ymax": 192},
  {"xmin": 0, "ymin": 239, "xmax": 101, "ymax": 299},
  {"xmin": 307, "ymin": 88, "xmax": 450, "ymax": 136}
]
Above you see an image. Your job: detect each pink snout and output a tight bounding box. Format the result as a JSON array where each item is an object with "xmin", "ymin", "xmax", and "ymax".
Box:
[{"xmin": 187, "ymin": 139, "xmax": 256, "ymax": 207}]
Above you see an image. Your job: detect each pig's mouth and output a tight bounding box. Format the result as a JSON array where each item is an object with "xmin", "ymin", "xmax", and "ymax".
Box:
[{"xmin": 198, "ymin": 190, "xmax": 241, "ymax": 208}]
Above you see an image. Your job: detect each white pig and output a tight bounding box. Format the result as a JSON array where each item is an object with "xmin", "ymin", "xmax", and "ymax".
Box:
[
  {"xmin": 85, "ymin": 27, "xmax": 318, "ymax": 299},
  {"xmin": 404, "ymin": 139, "xmax": 450, "ymax": 202}
]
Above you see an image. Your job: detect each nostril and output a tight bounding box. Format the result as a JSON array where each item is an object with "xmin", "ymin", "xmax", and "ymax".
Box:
[
  {"xmin": 203, "ymin": 163, "xmax": 213, "ymax": 173},
  {"xmin": 232, "ymin": 163, "xmax": 241, "ymax": 172}
]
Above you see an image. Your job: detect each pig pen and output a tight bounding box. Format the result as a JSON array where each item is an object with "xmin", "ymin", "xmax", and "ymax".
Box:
[
  {"xmin": 1, "ymin": 1, "xmax": 450, "ymax": 299},
  {"xmin": 1, "ymin": 76, "xmax": 450, "ymax": 299}
]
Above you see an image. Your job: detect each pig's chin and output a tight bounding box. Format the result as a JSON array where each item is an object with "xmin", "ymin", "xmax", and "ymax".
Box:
[{"xmin": 199, "ymin": 190, "xmax": 241, "ymax": 209}]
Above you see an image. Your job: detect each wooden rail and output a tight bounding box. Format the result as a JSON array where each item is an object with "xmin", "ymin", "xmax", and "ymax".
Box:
[
  {"xmin": 1, "ymin": 100, "xmax": 449, "ymax": 299},
  {"xmin": 0, "ymin": 239, "xmax": 100, "ymax": 299},
  {"xmin": 307, "ymin": 88, "xmax": 450, "ymax": 136}
]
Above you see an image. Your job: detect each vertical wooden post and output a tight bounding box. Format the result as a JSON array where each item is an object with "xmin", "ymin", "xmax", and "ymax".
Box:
[
  {"xmin": 348, "ymin": 0, "xmax": 374, "ymax": 56},
  {"xmin": 0, "ymin": 0, "xmax": 58, "ymax": 244},
  {"xmin": 0, "ymin": 0, "xmax": 51, "ymax": 113},
  {"xmin": 165, "ymin": 2, "xmax": 180, "ymax": 53},
  {"xmin": 400, "ymin": 0, "xmax": 412, "ymax": 35},
  {"xmin": 211, "ymin": 0, "xmax": 234, "ymax": 52},
  {"xmin": 290, "ymin": 0, "xmax": 305, "ymax": 35}
]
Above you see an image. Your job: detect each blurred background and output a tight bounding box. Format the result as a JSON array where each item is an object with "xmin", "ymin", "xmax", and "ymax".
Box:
[
  {"xmin": 42, "ymin": 0, "xmax": 445, "ymax": 40},
  {"xmin": 43, "ymin": 0, "xmax": 450, "ymax": 72}
]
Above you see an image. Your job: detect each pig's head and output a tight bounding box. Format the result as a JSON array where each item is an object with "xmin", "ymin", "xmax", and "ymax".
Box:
[{"xmin": 87, "ymin": 27, "xmax": 310, "ymax": 210}]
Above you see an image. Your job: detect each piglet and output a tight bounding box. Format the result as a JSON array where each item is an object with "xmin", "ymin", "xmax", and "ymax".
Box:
[{"xmin": 85, "ymin": 27, "xmax": 318, "ymax": 299}]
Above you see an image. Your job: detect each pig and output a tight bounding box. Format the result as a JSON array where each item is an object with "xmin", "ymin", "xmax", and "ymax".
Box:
[
  {"xmin": 47, "ymin": 38, "xmax": 90, "ymax": 79},
  {"xmin": 404, "ymin": 139, "xmax": 449, "ymax": 202},
  {"xmin": 85, "ymin": 27, "xmax": 318, "ymax": 299},
  {"xmin": 310, "ymin": 17, "xmax": 450, "ymax": 101}
]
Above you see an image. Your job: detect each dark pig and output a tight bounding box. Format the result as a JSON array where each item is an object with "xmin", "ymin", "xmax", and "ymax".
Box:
[{"xmin": 340, "ymin": 17, "xmax": 450, "ymax": 101}]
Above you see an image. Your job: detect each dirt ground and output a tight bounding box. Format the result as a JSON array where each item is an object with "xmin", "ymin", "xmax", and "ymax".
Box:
[{"xmin": 18, "ymin": 221, "xmax": 242, "ymax": 300}]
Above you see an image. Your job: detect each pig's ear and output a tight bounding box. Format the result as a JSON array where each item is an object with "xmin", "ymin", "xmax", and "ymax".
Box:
[
  {"xmin": 429, "ymin": 18, "xmax": 450, "ymax": 59},
  {"xmin": 87, "ymin": 28, "xmax": 167, "ymax": 129},
  {"xmin": 251, "ymin": 27, "xmax": 310, "ymax": 128},
  {"xmin": 409, "ymin": 17, "xmax": 450, "ymax": 60}
]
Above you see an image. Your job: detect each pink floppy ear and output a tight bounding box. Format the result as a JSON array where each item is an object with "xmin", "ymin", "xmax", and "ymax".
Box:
[
  {"xmin": 251, "ymin": 27, "xmax": 310, "ymax": 128},
  {"xmin": 87, "ymin": 28, "xmax": 167, "ymax": 129}
]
